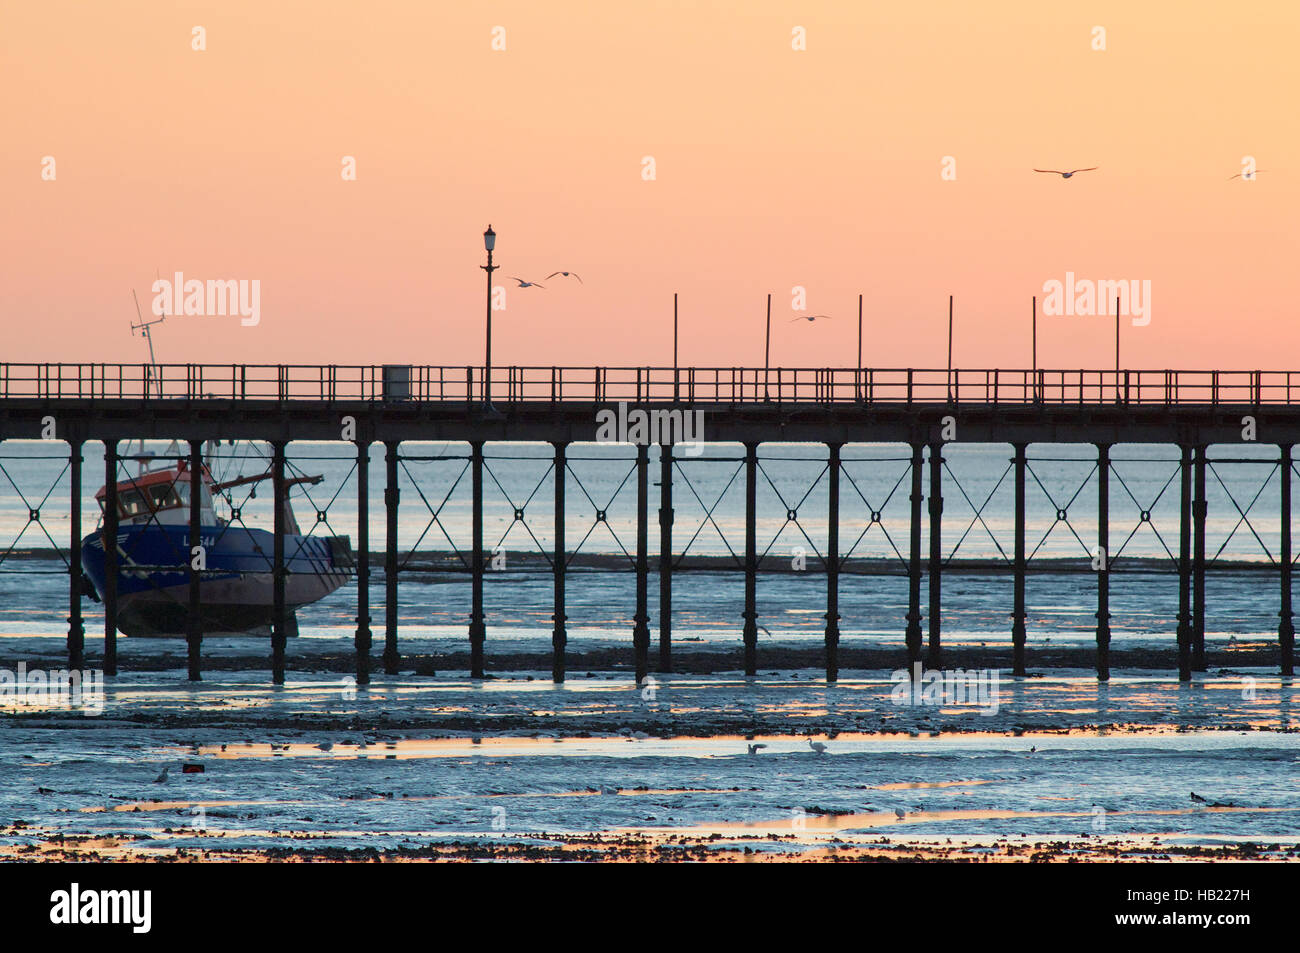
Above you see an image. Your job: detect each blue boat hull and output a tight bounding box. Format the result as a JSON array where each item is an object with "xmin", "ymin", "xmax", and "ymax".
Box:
[{"xmin": 81, "ymin": 523, "xmax": 352, "ymax": 637}]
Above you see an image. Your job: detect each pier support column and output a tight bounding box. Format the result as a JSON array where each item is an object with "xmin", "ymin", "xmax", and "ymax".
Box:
[
  {"xmin": 383, "ymin": 441, "xmax": 400, "ymax": 675},
  {"xmin": 1176, "ymin": 444, "xmax": 1193, "ymax": 682},
  {"xmin": 742, "ymin": 442, "xmax": 759, "ymax": 676},
  {"xmin": 552, "ymin": 442, "xmax": 568, "ymax": 683},
  {"xmin": 67, "ymin": 438, "xmax": 84, "ymax": 672},
  {"xmin": 469, "ymin": 441, "xmax": 486, "ymax": 678},
  {"xmin": 271, "ymin": 441, "xmax": 287, "ymax": 685},
  {"xmin": 187, "ymin": 440, "xmax": 203, "ymax": 681},
  {"xmin": 634, "ymin": 443, "xmax": 651, "ymax": 683},
  {"xmin": 1011, "ymin": 443, "xmax": 1027, "ymax": 676},
  {"xmin": 1096, "ymin": 444, "xmax": 1111, "ymax": 681},
  {"xmin": 102, "ymin": 440, "xmax": 118, "ymax": 677},
  {"xmin": 355, "ymin": 440, "xmax": 371, "ymax": 686},
  {"xmin": 1192, "ymin": 445, "xmax": 1208, "ymax": 672},
  {"xmin": 658, "ymin": 441, "xmax": 673, "ymax": 673},
  {"xmin": 1280, "ymin": 444, "xmax": 1294, "ymax": 677},
  {"xmin": 825, "ymin": 443, "xmax": 841, "ymax": 682},
  {"xmin": 927, "ymin": 441, "xmax": 943, "ymax": 669},
  {"xmin": 905, "ymin": 443, "xmax": 924, "ymax": 671}
]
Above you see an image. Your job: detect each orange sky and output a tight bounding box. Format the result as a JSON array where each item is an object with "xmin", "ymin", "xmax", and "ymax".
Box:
[{"xmin": 3, "ymin": 1, "xmax": 1296, "ymax": 370}]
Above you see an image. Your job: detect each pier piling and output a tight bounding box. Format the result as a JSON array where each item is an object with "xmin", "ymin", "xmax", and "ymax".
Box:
[
  {"xmin": 383, "ymin": 441, "xmax": 400, "ymax": 675},
  {"xmin": 67, "ymin": 438, "xmax": 83, "ymax": 672},
  {"xmin": 552, "ymin": 442, "xmax": 567, "ymax": 682},
  {"xmin": 1096, "ymin": 444, "xmax": 1111, "ymax": 681},
  {"xmin": 469, "ymin": 441, "xmax": 485, "ymax": 678},
  {"xmin": 1281, "ymin": 444, "xmax": 1294, "ymax": 676},
  {"xmin": 1192, "ymin": 445, "xmax": 1207, "ymax": 671},
  {"xmin": 825, "ymin": 443, "xmax": 841, "ymax": 682},
  {"xmin": 102, "ymin": 440, "xmax": 118, "ymax": 676},
  {"xmin": 271, "ymin": 441, "xmax": 287, "ymax": 684},
  {"xmin": 743, "ymin": 442, "xmax": 759, "ymax": 675},
  {"xmin": 187, "ymin": 440, "xmax": 202, "ymax": 681},
  {"xmin": 634, "ymin": 443, "xmax": 651, "ymax": 683},
  {"xmin": 1011, "ymin": 443, "xmax": 1027, "ymax": 675},
  {"xmin": 905, "ymin": 442, "xmax": 924, "ymax": 671},
  {"xmin": 1177, "ymin": 444, "xmax": 1193, "ymax": 682},
  {"xmin": 928, "ymin": 441, "xmax": 943, "ymax": 668},
  {"xmin": 355, "ymin": 440, "xmax": 371, "ymax": 685},
  {"xmin": 658, "ymin": 442, "xmax": 673, "ymax": 673}
]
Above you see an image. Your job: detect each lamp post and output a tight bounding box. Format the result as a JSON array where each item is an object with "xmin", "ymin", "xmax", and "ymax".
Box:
[{"xmin": 481, "ymin": 225, "xmax": 497, "ymax": 405}]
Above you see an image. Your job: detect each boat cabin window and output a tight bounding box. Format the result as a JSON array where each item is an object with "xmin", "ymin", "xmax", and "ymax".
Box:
[{"xmin": 114, "ymin": 484, "xmax": 184, "ymax": 518}]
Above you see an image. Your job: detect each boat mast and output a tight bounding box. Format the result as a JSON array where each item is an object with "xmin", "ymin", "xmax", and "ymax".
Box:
[{"xmin": 131, "ymin": 286, "xmax": 167, "ymax": 475}]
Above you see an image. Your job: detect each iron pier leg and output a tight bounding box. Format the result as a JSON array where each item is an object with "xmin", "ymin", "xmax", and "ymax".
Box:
[
  {"xmin": 1177, "ymin": 444, "xmax": 1193, "ymax": 682},
  {"xmin": 928, "ymin": 441, "xmax": 943, "ymax": 669},
  {"xmin": 634, "ymin": 443, "xmax": 651, "ymax": 683},
  {"xmin": 383, "ymin": 441, "xmax": 400, "ymax": 675},
  {"xmin": 1096, "ymin": 444, "xmax": 1111, "ymax": 681},
  {"xmin": 187, "ymin": 440, "xmax": 203, "ymax": 681},
  {"xmin": 552, "ymin": 442, "xmax": 567, "ymax": 683},
  {"xmin": 103, "ymin": 440, "xmax": 118, "ymax": 677},
  {"xmin": 271, "ymin": 441, "xmax": 287, "ymax": 685},
  {"xmin": 905, "ymin": 443, "xmax": 924, "ymax": 673},
  {"xmin": 1281, "ymin": 444, "xmax": 1294, "ymax": 677},
  {"xmin": 67, "ymin": 438, "xmax": 84, "ymax": 672},
  {"xmin": 1012, "ymin": 443, "xmax": 1027, "ymax": 676},
  {"xmin": 825, "ymin": 443, "xmax": 841, "ymax": 682},
  {"xmin": 1192, "ymin": 445, "xmax": 1208, "ymax": 672},
  {"xmin": 742, "ymin": 442, "xmax": 759, "ymax": 676},
  {"xmin": 469, "ymin": 441, "xmax": 486, "ymax": 678},
  {"xmin": 355, "ymin": 440, "xmax": 371, "ymax": 686},
  {"xmin": 658, "ymin": 442, "xmax": 673, "ymax": 673}
]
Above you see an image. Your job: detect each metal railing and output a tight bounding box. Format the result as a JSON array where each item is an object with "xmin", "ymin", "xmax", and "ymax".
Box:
[{"xmin": 0, "ymin": 364, "xmax": 1295, "ymax": 405}]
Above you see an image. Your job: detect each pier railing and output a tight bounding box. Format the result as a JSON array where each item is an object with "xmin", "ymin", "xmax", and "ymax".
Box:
[{"xmin": 1, "ymin": 364, "xmax": 1296, "ymax": 405}]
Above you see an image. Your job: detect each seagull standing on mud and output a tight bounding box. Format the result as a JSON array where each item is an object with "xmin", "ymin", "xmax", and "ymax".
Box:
[
  {"xmin": 1033, "ymin": 167, "xmax": 1098, "ymax": 179},
  {"xmin": 153, "ymin": 766, "xmax": 169, "ymax": 783}
]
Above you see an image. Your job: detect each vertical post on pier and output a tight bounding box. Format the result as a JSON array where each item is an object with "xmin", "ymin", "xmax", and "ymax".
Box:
[
  {"xmin": 271, "ymin": 441, "xmax": 287, "ymax": 684},
  {"xmin": 1011, "ymin": 443, "xmax": 1027, "ymax": 676},
  {"xmin": 905, "ymin": 442, "xmax": 924, "ymax": 671},
  {"xmin": 825, "ymin": 443, "xmax": 841, "ymax": 682},
  {"xmin": 928, "ymin": 441, "xmax": 944, "ymax": 668},
  {"xmin": 102, "ymin": 440, "xmax": 119, "ymax": 676},
  {"xmin": 634, "ymin": 443, "xmax": 651, "ymax": 683},
  {"xmin": 469, "ymin": 440, "xmax": 486, "ymax": 678},
  {"xmin": 383, "ymin": 441, "xmax": 400, "ymax": 675},
  {"xmin": 552, "ymin": 442, "xmax": 568, "ymax": 682},
  {"xmin": 1280, "ymin": 444, "xmax": 1294, "ymax": 676},
  {"xmin": 742, "ymin": 442, "xmax": 759, "ymax": 675},
  {"xmin": 1176, "ymin": 444, "xmax": 1193, "ymax": 681},
  {"xmin": 187, "ymin": 440, "xmax": 203, "ymax": 681},
  {"xmin": 1096, "ymin": 444, "xmax": 1111, "ymax": 681},
  {"xmin": 1192, "ymin": 444, "xmax": 1207, "ymax": 672},
  {"xmin": 355, "ymin": 440, "xmax": 371, "ymax": 685},
  {"xmin": 658, "ymin": 441, "xmax": 673, "ymax": 673},
  {"xmin": 67, "ymin": 438, "xmax": 84, "ymax": 672}
]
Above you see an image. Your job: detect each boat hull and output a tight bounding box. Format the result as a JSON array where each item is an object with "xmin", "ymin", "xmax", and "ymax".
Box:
[{"xmin": 81, "ymin": 523, "xmax": 353, "ymax": 637}]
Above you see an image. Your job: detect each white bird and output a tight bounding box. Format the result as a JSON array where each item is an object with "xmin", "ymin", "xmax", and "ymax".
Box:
[
  {"xmin": 545, "ymin": 271, "xmax": 583, "ymax": 283},
  {"xmin": 789, "ymin": 314, "xmax": 832, "ymax": 323},
  {"xmin": 747, "ymin": 743, "xmax": 767, "ymax": 754},
  {"xmin": 807, "ymin": 739, "xmax": 828, "ymax": 755},
  {"xmin": 153, "ymin": 766, "xmax": 169, "ymax": 783},
  {"xmin": 506, "ymin": 276, "xmax": 545, "ymax": 288},
  {"xmin": 1033, "ymin": 167, "xmax": 1097, "ymax": 179}
]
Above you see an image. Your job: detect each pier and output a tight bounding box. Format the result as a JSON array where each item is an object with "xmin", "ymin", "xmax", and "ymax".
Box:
[{"xmin": 2, "ymin": 362, "xmax": 1298, "ymax": 684}]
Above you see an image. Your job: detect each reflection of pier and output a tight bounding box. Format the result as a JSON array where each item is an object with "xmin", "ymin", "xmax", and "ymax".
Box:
[{"xmin": 3, "ymin": 362, "xmax": 1299, "ymax": 685}]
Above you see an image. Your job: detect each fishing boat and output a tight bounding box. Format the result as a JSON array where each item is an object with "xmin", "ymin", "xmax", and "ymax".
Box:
[{"xmin": 79, "ymin": 451, "xmax": 353, "ymax": 636}]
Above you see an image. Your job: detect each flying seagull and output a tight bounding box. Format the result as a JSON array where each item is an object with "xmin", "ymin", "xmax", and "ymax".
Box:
[
  {"xmin": 545, "ymin": 271, "xmax": 583, "ymax": 283},
  {"xmin": 1033, "ymin": 167, "xmax": 1098, "ymax": 179},
  {"xmin": 789, "ymin": 314, "xmax": 833, "ymax": 323},
  {"xmin": 747, "ymin": 743, "xmax": 768, "ymax": 754},
  {"xmin": 506, "ymin": 276, "xmax": 545, "ymax": 288},
  {"xmin": 807, "ymin": 739, "xmax": 828, "ymax": 755},
  {"xmin": 1228, "ymin": 171, "xmax": 1265, "ymax": 180}
]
